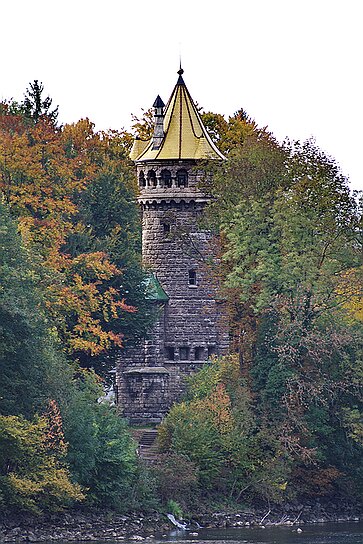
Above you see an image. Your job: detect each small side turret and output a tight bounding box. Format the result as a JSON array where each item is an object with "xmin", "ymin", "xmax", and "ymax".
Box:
[{"xmin": 152, "ymin": 95, "xmax": 165, "ymax": 150}]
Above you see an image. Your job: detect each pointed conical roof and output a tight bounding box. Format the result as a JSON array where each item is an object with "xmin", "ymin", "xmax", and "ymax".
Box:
[
  {"xmin": 153, "ymin": 95, "xmax": 165, "ymax": 109},
  {"xmin": 130, "ymin": 70, "xmax": 226, "ymax": 161}
]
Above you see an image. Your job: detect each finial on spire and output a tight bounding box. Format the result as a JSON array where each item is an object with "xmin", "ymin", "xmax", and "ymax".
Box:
[{"xmin": 177, "ymin": 60, "xmax": 185, "ymax": 84}]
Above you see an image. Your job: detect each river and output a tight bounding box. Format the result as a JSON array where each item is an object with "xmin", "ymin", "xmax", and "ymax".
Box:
[{"xmin": 162, "ymin": 523, "xmax": 363, "ymax": 544}]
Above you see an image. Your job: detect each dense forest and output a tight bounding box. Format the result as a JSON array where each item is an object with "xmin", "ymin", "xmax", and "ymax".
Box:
[{"xmin": 0, "ymin": 82, "xmax": 362, "ymax": 515}]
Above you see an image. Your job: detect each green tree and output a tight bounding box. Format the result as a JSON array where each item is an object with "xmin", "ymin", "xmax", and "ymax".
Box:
[
  {"xmin": 62, "ymin": 370, "xmax": 143, "ymax": 511},
  {"xmin": 0, "ymin": 205, "xmax": 148, "ymax": 512},
  {"xmin": 211, "ymin": 134, "xmax": 363, "ymax": 498},
  {"xmin": 22, "ymin": 80, "xmax": 59, "ymax": 124},
  {"xmin": 0, "ymin": 203, "xmax": 64, "ymax": 417}
]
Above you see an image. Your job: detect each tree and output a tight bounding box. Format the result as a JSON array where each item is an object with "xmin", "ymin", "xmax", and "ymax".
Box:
[
  {"xmin": 61, "ymin": 370, "xmax": 142, "ymax": 511},
  {"xmin": 65, "ymin": 164, "xmax": 156, "ymax": 371},
  {"xmin": 0, "ymin": 203, "xmax": 65, "ymax": 417},
  {"xmin": 0, "ymin": 101, "xmax": 149, "ymax": 362},
  {"xmin": 210, "ymin": 134, "xmax": 363, "ymax": 498},
  {"xmin": 158, "ymin": 356, "xmax": 291, "ymax": 504},
  {"xmin": 0, "ymin": 413, "xmax": 84, "ymax": 513},
  {"xmin": 23, "ymin": 80, "xmax": 59, "ymax": 124}
]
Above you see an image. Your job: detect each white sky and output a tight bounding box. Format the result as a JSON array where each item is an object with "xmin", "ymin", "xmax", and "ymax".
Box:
[{"xmin": 1, "ymin": 0, "xmax": 362, "ymax": 192}]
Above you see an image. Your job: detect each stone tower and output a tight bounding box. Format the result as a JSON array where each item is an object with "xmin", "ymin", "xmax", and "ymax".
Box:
[{"xmin": 116, "ymin": 69, "xmax": 229, "ymax": 424}]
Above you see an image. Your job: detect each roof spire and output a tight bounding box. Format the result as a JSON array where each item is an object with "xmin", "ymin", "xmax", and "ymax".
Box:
[{"xmin": 177, "ymin": 60, "xmax": 185, "ymax": 84}]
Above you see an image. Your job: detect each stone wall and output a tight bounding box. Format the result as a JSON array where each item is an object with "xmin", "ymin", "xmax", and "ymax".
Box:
[{"xmin": 116, "ymin": 160, "xmax": 229, "ymax": 423}]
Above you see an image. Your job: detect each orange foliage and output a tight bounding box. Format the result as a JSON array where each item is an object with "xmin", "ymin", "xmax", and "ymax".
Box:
[
  {"xmin": 206, "ymin": 383, "xmax": 233, "ymax": 434},
  {"xmin": 0, "ymin": 108, "xmax": 135, "ymax": 355},
  {"xmin": 43, "ymin": 400, "xmax": 68, "ymax": 457},
  {"xmin": 292, "ymin": 466, "xmax": 342, "ymax": 496}
]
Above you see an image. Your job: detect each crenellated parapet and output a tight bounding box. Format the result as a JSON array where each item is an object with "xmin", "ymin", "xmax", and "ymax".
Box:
[{"xmin": 136, "ymin": 161, "xmax": 210, "ymax": 206}]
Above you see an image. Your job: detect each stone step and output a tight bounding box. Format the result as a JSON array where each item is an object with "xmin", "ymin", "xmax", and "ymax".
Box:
[
  {"xmin": 136, "ymin": 429, "xmax": 159, "ymax": 462},
  {"xmin": 139, "ymin": 430, "xmax": 158, "ymax": 446}
]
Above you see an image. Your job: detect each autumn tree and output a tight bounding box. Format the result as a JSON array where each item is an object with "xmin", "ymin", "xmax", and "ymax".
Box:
[
  {"xmin": 0, "ymin": 413, "xmax": 84, "ymax": 513},
  {"xmin": 0, "ymin": 96, "xmax": 152, "ymax": 362}
]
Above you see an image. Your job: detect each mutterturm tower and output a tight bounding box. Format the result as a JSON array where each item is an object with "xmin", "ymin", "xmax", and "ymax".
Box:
[{"xmin": 116, "ymin": 69, "xmax": 229, "ymax": 423}]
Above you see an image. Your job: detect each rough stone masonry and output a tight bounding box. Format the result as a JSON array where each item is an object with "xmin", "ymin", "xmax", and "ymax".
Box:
[{"xmin": 116, "ymin": 69, "xmax": 229, "ymax": 424}]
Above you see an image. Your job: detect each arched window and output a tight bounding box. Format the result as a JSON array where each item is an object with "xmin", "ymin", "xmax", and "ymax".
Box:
[
  {"xmin": 176, "ymin": 169, "xmax": 188, "ymax": 188},
  {"xmin": 147, "ymin": 170, "xmax": 157, "ymax": 187},
  {"xmin": 139, "ymin": 171, "xmax": 146, "ymax": 187},
  {"xmin": 161, "ymin": 169, "xmax": 172, "ymax": 188}
]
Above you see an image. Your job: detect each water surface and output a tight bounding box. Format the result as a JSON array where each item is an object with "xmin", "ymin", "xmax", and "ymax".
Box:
[{"xmin": 163, "ymin": 522, "xmax": 363, "ymax": 544}]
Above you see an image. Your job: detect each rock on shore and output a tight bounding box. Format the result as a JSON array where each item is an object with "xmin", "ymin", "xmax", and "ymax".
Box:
[
  {"xmin": 0, "ymin": 511, "xmax": 170, "ymax": 542},
  {"xmin": 0, "ymin": 500, "xmax": 361, "ymax": 542}
]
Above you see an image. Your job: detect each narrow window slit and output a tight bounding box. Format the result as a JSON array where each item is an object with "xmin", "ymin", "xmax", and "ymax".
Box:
[{"xmin": 188, "ymin": 269, "xmax": 197, "ymax": 286}]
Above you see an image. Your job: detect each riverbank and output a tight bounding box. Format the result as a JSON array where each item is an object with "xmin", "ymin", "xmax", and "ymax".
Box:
[{"xmin": 0, "ymin": 501, "xmax": 361, "ymax": 542}]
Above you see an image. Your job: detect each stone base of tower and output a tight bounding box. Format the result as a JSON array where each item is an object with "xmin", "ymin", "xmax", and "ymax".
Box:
[{"xmin": 116, "ymin": 346, "xmax": 211, "ymax": 425}]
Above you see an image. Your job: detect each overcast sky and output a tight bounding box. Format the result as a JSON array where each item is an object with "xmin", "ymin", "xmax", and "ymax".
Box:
[{"xmin": 1, "ymin": 0, "xmax": 362, "ymax": 191}]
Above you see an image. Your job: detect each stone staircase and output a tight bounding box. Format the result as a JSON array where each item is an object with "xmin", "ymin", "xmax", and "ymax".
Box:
[{"xmin": 133, "ymin": 428, "xmax": 160, "ymax": 462}]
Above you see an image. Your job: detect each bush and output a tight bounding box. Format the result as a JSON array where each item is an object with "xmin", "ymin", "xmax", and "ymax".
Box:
[
  {"xmin": 62, "ymin": 370, "xmax": 155, "ymax": 511},
  {"xmin": 153, "ymin": 453, "xmax": 198, "ymax": 507},
  {"xmin": 0, "ymin": 414, "xmax": 84, "ymax": 513}
]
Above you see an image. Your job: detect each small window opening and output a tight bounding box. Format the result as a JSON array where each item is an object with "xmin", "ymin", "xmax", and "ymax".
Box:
[
  {"xmin": 139, "ymin": 171, "xmax": 146, "ymax": 187},
  {"xmin": 161, "ymin": 169, "xmax": 172, "ymax": 188},
  {"xmin": 165, "ymin": 346, "xmax": 175, "ymax": 360},
  {"xmin": 194, "ymin": 347, "xmax": 205, "ymax": 361},
  {"xmin": 207, "ymin": 346, "xmax": 217, "ymax": 358},
  {"xmin": 188, "ymin": 269, "xmax": 197, "ymax": 286},
  {"xmin": 176, "ymin": 169, "xmax": 188, "ymax": 188},
  {"xmin": 179, "ymin": 346, "xmax": 190, "ymax": 360},
  {"xmin": 147, "ymin": 170, "xmax": 157, "ymax": 187},
  {"xmin": 163, "ymin": 223, "xmax": 171, "ymax": 235}
]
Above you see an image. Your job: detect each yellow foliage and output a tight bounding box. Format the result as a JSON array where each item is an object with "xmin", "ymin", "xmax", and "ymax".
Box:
[
  {"xmin": 0, "ymin": 414, "xmax": 84, "ymax": 513},
  {"xmin": 205, "ymin": 383, "xmax": 233, "ymax": 434},
  {"xmin": 337, "ymin": 267, "xmax": 363, "ymax": 323}
]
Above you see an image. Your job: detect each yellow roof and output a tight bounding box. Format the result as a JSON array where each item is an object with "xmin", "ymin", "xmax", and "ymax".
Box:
[
  {"xmin": 129, "ymin": 137, "xmax": 150, "ymax": 160},
  {"xmin": 130, "ymin": 71, "xmax": 226, "ymax": 162}
]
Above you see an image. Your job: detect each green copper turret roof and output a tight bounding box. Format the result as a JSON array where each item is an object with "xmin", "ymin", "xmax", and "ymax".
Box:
[{"xmin": 144, "ymin": 273, "xmax": 169, "ymax": 302}]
